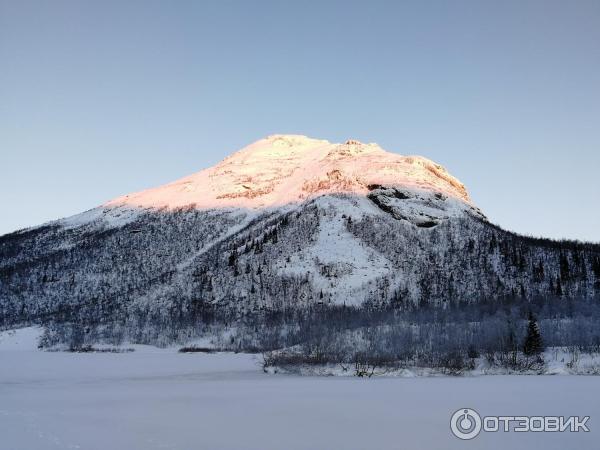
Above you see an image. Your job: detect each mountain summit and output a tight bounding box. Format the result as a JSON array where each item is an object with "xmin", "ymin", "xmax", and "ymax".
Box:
[
  {"xmin": 1, "ymin": 135, "xmax": 599, "ymax": 347},
  {"xmin": 104, "ymin": 135, "xmax": 484, "ymax": 228}
]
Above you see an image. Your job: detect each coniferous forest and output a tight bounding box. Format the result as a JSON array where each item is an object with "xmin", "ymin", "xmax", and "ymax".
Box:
[{"xmin": 1, "ymin": 194, "xmax": 599, "ymax": 370}]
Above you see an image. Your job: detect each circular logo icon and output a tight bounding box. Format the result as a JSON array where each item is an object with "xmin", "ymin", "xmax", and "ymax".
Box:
[{"xmin": 450, "ymin": 408, "xmax": 482, "ymax": 440}]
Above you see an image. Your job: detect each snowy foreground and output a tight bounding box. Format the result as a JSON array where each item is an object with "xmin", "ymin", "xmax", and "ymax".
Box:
[{"xmin": 1, "ymin": 329, "xmax": 598, "ymax": 450}]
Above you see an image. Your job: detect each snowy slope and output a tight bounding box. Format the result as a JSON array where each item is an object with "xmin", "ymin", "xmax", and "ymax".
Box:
[
  {"xmin": 104, "ymin": 135, "xmax": 483, "ymax": 216},
  {"xmin": 275, "ymin": 196, "xmax": 394, "ymax": 306},
  {"xmin": 0, "ymin": 326, "xmax": 43, "ymax": 351},
  {"xmin": 40, "ymin": 135, "xmax": 485, "ymax": 234}
]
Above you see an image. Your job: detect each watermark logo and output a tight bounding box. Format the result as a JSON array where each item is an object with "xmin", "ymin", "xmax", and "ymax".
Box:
[
  {"xmin": 450, "ymin": 408, "xmax": 590, "ymax": 440},
  {"xmin": 450, "ymin": 408, "xmax": 482, "ymax": 440}
]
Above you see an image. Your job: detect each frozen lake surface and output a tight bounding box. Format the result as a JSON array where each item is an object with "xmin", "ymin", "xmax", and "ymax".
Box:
[{"xmin": 1, "ymin": 329, "xmax": 598, "ymax": 450}]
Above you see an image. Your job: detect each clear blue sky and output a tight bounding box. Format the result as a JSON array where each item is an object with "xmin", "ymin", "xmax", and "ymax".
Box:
[{"xmin": 1, "ymin": 0, "xmax": 599, "ymax": 241}]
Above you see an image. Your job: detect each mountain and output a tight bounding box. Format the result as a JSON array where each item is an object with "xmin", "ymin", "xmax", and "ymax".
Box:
[
  {"xmin": 1, "ymin": 135, "xmax": 599, "ymax": 347},
  {"xmin": 105, "ymin": 134, "xmax": 481, "ymax": 218}
]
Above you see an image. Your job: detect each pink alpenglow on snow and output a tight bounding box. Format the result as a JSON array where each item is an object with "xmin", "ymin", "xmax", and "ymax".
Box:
[{"xmin": 104, "ymin": 135, "xmax": 481, "ymax": 214}]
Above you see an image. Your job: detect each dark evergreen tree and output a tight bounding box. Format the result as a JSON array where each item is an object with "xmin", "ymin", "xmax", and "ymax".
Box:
[
  {"xmin": 533, "ymin": 260, "xmax": 545, "ymax": 282},
  {"xmin": 592, "ymin": 256, "xmax": 600, "ymax": 279},
  {"xmin": 555, "ymin": 277, "xmax": 563, "ymax": 296},
  {"xmin": 560, "ymin": 252, "xmax": 570, "ymax": 281},
  {"xmin": 228, "ymin": 249, "xmax": 237, "ymax": 267},
  {"xmin": 523, "ymin": 311, "xmax": 543, "ymax": 356}
]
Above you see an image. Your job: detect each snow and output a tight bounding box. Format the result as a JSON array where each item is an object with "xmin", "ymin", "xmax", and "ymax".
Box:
[
  {"xmin": 543, "ymin": 348, "xmax": 600, "ymax": 375},
  {"xmin": 57, "ymin": 205, "xmax": 142, "ymax": 230},
  {"xmin": 277, "ymin": 196, "xmax": 393, "ymax": 305},
  {"xmin": 1, "ymin": 328, "xmax": 599, "ymax": 450},
  {"xmin": 103, "ymin": 135, "xmax": 477, "ymax": 212},
  {"xmin": 174, "ymin": 209, "xmax": 257, "ymax": 271},
  {"xmin": 0, "ymin": 326, "xmax": 43, "ymax": 351}
]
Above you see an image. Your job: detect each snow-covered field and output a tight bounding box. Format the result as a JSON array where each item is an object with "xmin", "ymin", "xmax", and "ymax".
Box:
[{"xmin": 1, "ymin": 328, "xmax": 598, "ymax": 450}]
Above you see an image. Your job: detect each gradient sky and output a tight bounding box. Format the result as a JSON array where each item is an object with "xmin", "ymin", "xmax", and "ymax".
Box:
[{"xmin": 1, "ymin": 0, "xmax": 599, "ymax": 241}]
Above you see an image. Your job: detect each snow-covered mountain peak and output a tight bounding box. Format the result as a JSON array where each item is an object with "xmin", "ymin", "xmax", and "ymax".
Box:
[{"xmin": 104, "ymin": 135, "xmax": 483, "ymax": 222}]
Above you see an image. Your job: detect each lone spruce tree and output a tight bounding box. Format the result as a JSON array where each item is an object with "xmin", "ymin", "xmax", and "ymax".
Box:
[{"xmin": 523, "ymin": 312, "xmax": 543, "ymax": 356}]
